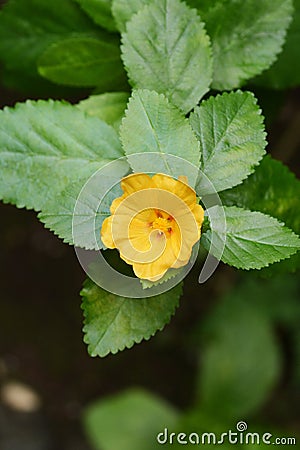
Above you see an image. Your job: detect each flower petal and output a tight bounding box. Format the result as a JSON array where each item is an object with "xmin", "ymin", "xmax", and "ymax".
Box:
[
  {"xmin": 192, "ymin": 203, "xmax": 205, "ymax": 238},
  {"xmin": 132, "ymin": 261, "xmax": 168, "ymax": 282},
  {"xmin": 152, "ymin": 173, "xmax": 196, "ymax": 208},
  {"xmin": 121, "ymin": 173, "xmax": 154, "ymax": 195},
  {"xmin": 168, "ymin": 222, "xmax": 193, "ymax": 268},
  {"xmin": 101, "ymin": 216, "xmax": 116, "ymax": 249},
  {"xmin": 132, "ymin": 239, "xmax": 178, "ymax": 281},
  {"xmin": 110, "ymin": 194, "xmax": 125, "ymax": 214},
  {"xmin": 128, "ymin": 210, "xmax": 156, "ymax": 252},
  {"xmin": 178, "ymin": 175, "xmax": 188, "ymax": 184},
  {"xmin": 100, "ymin": 172, "xmax": 205, "ymax": 281}
]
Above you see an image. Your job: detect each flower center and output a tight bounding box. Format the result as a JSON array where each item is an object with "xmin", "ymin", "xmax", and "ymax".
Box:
[{"xmin": 151, "ymin": 213, "xmax": 173, "ymax": 235}]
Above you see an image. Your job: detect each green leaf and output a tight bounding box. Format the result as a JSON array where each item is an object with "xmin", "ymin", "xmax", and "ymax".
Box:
[
  {"xmin": 220, "ymin": 156, "xmax": 300, "ymax": 235},
  {"xmin": 202, "ymin": 205, "xmax": 300, "ymax": 269},
  {"xmin": 140, "ymin": 267, "xmax": 183, "ymax": 289},
  {"xmin": 112, "ymin": 0, "xmax": 149, "ymax": 32},
  {"xmin": 220, "ymin": 155, "xmax": 300, "ymax": 272},
  {"xmin": 38, "ymin": 36, "xmax": 127, "ymax": 88},
  {"xmin": 190, "ymin": 91, "xmax": 267, "ymax": 193},
  {"xmin": 81, "ymin": 278, "xmax": 182, "ymax": 357},
  {"xmin": 121, "ymin": 0, "xmax": 212, "ymax": 113},
  {"xmin": 83, "ymin": 388, "xmax": 179, "ymax": 450},
  {"xmin": 39, "ymin": 178, "xmax": 107, "ymax": 248},
  {"xmin": 74, "ymin": 0, "xmax": 117, "ymax": 31},
  {"xmin": 255, "ymin": 0, "xmax": 300, "ymax": 88},
  {"xmin": 0, "ymin": 0, "xmax": 102, "ymax": 93},
  {"xmin": 78, "ymin": 92, "xmax": 129, "ymax": 130},
  {"xmin": 38, "ymin": 163, "xmax": 128, "ymax": 249},
  {"xmin": 0, "ymin": 100, "xmax": 123, "ymax": 212},
  {"xmin": 197, "ymin": 287, "xmax": 281, "ymax": 419},
  {"xmin": 190, "ymin": 0, "xmax": 293, "ymax": 90},
  {"xmin": 120, "ymin": 89, "xmax": 201, "ymax": 184}
]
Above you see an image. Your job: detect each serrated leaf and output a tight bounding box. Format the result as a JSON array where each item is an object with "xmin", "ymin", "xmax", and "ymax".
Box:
[
  {"xmin": 74, "ymin": 0, "xmax": 117, "ymax": 31},
  {"xmin": 0, "ymin": 0, "xmax": 103, "ymax": 94},
  {"xmin": 140, "ymin": 267, "xmax": 183, "ymax": 289},
  {"xmin": 120, "ymin": 89, "xmax": 200, "ymax": 184},
  {"xmin": 39, "ymin": 160, "xmax": 128, "ymax": 249},
  {"xmin": 202, "ymin": 206, "xmax": 300, "ymax": 269},
  {"xmin": 190, "ymin": 91, "xmax": 267, "ymax": 193},
  {"xmin": 38, "ymin": 36, "xmax": 127, "ymax": 88},
  {"xmin": 189, "ymin": 0, "xmax": 293, "ymax": 90},
  {"xmin": 83, "ymin": 389, "xmax": 179, "ymax": 450},
  {"xmin": 220, "ymin": 156, "xmax": 300, "ymax": 234},
  {"xmin": 78, "ymin": 92, "xmax": 129, "ymax": 130},
  {"xmin": 39, "ymin": 179, "xmax": 107, "ymax": 248},
  {"xmin": 121, "ymin": 0, "xmax": 212, "ymax": 113},
  {"xmin": 220, "ymin": 155, "xmax": 300, "ymax": 272},
  {"xmin": 0, "ymin": 100, "xmax": 123, "ymax": 212},
  {"xmin": 112, "ymin": 0, "xmax": 149, "ymax": 32},
  {"xmin": 255, "ymin": 0, "xmax": 300, "ymax": 89},
  {"xmin": 197, "ymin": 285, "xmax": 281, "ymax": 419},
  {"xmin": 81, "ymin": 278, "xmax": 182, "ymax": 357}
]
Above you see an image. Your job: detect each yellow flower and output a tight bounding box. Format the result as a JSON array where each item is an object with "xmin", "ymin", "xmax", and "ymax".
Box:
[{"xmin": 101, "ymin": 173, "xmax": 204, "ymax": 282}]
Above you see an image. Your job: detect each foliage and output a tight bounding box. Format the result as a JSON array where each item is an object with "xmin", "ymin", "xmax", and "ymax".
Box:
[
  {"xmin": 120, "ymin": 89, "xmax": 201, "ymax": 179},
  {"xmin": 121, "ymin": 0, "xmax": 212, "ymax": 113},
  {"xmin": 188, "ymin": 0, "xmax": 293, "ymax": 90},
  {"xmin": 75, "ymin": 0, "xmax": 117, "ymax": 31},
  {"xmin": 189, "ymin": 91, "xmax": 266, "ymax": 193},
  {"xmin": 38, "ymin": 36, "xmax": 127, "ymax": 89},
  {"xmin": 0, "ymin": 0, "xmax": 122, "ymax": 94},
  {"xmin": 83, "ymin": 388, "xmax": 179, "ymax": 450},
  {"xmin": 202, "ymin": 206, "xmax": 300, "ymax": 269},
  {"xmin": 78, "ymin": 92, "xmax": 129, "ymax": 130},
  {"xmin": 0, "ymin": 0, "xmax": 299, "ymax": 357},
  {"xmin": 0, "ymin": 100, "xmax": 123, "ymax": 211},
  {"xmin": 82, "ymin": 274, "xmax": 300, "ymax": 449},
  {"xmin": 254, "ymin": 0, "xmax": 300, "ymax": 88},
  {"xmin": 220, "ymin": 155, "xmax": 300, "ymax": 272},
  {"xmin": 81, "ymin": 279, "xmax": 182, "ymax": 357}
]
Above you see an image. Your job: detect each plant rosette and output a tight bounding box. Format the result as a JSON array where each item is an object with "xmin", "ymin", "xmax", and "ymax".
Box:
[
  {"xmin": 1, "ymin": 89, "xmax": 300, "ymax": 357},
  {"xmin": 0, "ymin": 0, "xmax": 300, "ymax": 357}
]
